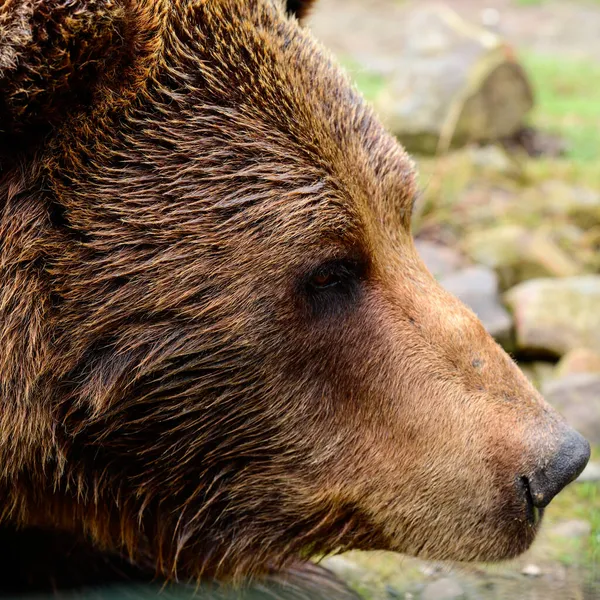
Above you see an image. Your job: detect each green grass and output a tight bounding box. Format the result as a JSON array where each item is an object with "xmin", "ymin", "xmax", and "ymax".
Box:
[{"xmin": 522, "ymin": 52, "xmax": 600, "ymax": 163}]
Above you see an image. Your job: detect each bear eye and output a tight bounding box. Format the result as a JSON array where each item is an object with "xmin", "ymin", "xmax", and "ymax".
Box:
[
  {"xmin": 308, "ymin": 260, "xmax": 358, "ymax": 290},
  {"xmin": 310, "ymin": 269, "xmax": 344, "ymax": 290},
  {"xmin": 303, "ymin": 258, "xmax": 365, "ymax": 317}
]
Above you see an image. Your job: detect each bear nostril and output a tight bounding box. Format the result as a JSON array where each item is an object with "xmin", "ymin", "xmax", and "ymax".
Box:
[{"xmin": 528, "ymin": 429, "xmax": 590, "ymax": 509}]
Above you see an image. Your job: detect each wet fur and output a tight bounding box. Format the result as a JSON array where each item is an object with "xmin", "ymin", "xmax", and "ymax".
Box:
[{"xmin": 0, "ymin": 0, "xmax": 566, "ymax": 594}]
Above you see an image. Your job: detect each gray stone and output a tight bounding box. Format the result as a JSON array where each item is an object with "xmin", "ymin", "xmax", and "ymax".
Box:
[
  {"xmin": 542, "ymin": 374, "xmax": 600, "ymax": 445},
  {"xmin": 415, "ymin": 240, "xmax": 465, "ymax": 279},
  {"xmin": 422, "ymin": 578, "xmax": 466, "ymax": 600},
  {"xmin": 371, "ymin": 5, "xmax": 533, "ymax": 153},
  {"xmin": 556, "ymin": 348, "xmax": 600, "ymax": 378},
  {"xmin": 505, "ymin": 276, "xmax": 600, "ymax": 356},
  {"xmin": 440, "ymin": 266, "xmax": 513, "ymax": 345},
  {"xmin": 464, "ymin": 226, "xmax": 580, "ymax": 290}
]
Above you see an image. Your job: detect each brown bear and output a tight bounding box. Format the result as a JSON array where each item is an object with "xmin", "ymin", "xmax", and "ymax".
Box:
[{"xmin": 0, "ymin": 0, "xmax": 590, "ymax": 595}]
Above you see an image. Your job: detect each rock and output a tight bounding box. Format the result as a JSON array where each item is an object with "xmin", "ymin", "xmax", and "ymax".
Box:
[
  {"xmin": 419, "ymin": 563, "xmax": 444, "ymax": 577},
  {"xmin": 371, "ymin": 5, "xmax": 533, "ymax": 153},
  {"xmin": 467, "ymin": 145, "xmax": 513, "ymax": 174},
  {"xmin": 521, "ymin": 564, "xmax": 542, "ymax": 578},
  {"xmin": 542, "ymin": 374, "xmax": 600, "ymax": 445},
  {"xmin": 539, "ymin": 180, "xmax": 600, "ymax": 229},
  {"xmin": 505, "ymin": 276, "xmax": 600, "ymax": 356},
  {"xmin": 321, "ymin": 556, "xmax": 365, "ymax": 580},
  {"xmin": 422, "ymin": 578, "xmax": 466, "ymax": 600},
  {"xmin": 551, "ymin": 519, "xmax": 592, "ymax": 539},
  {"xmin": 556, "ymin": 349, "xmax": 600, "ymax": 378},
  {"xmin": 464, "ymin": 226, "xmax": 581, "ymax": 290},
  {"xmin": 415, "ymin": 240, "xmax": 465, "ymax": 279},
  {"xmin": 578, "ymin": 461, "xmax": 600, "ymax": 483},
  {"xmin": 440, "ymin": 266, "xmax": 513, "ymax": 345}
]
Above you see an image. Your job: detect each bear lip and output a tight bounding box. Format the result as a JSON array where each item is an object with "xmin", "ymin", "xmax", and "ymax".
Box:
[{"xmin": 519, "ymin": 476, "xmax": 544, "ymax": 527}]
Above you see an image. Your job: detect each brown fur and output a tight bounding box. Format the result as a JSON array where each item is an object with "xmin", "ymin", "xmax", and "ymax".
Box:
[{"xmin": 0, "ymin": 0, "xmax": 579, "ymax": 593}]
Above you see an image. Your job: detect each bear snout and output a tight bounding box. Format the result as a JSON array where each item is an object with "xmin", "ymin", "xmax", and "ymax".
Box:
[{"xmin": 524, "ymin": 427, "xmax": 590, "ymax": 510}]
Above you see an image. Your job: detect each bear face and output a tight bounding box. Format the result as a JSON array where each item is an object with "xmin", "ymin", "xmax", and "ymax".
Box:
[{"xmin": 0, "ymin": 0, "xmax": 589, "ymax": 587}]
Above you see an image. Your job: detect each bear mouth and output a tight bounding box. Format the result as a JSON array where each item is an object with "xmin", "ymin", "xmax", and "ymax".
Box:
[{"xmin": 519, "ymin": 476, "xmax": 544, "ymax": 527}]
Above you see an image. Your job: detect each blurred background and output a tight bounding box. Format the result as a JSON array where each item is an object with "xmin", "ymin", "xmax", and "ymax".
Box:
[{"xmin": 305, "ymin": 1, "xmax": 600, "ymax": 599}]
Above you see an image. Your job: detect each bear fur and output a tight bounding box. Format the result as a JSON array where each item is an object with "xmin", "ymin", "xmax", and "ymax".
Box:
[{"xmin": 0, "ymin": 0, "xmax": 584, "ymax": 595}]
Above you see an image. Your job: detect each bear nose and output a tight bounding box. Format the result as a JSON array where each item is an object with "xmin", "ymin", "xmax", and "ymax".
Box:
[{"xmin": 528, "ymin": 429, "xmax": 590, "ymax": 509}]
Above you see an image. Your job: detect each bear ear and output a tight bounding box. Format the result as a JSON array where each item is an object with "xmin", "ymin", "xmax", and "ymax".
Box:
[
  {"xmin": 0, "ymin": 0, "xmax": 134, "ymax": 155},
  {"xmin": 286, "ymin": 0, "xmax": 317, "ymax": 21}
]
